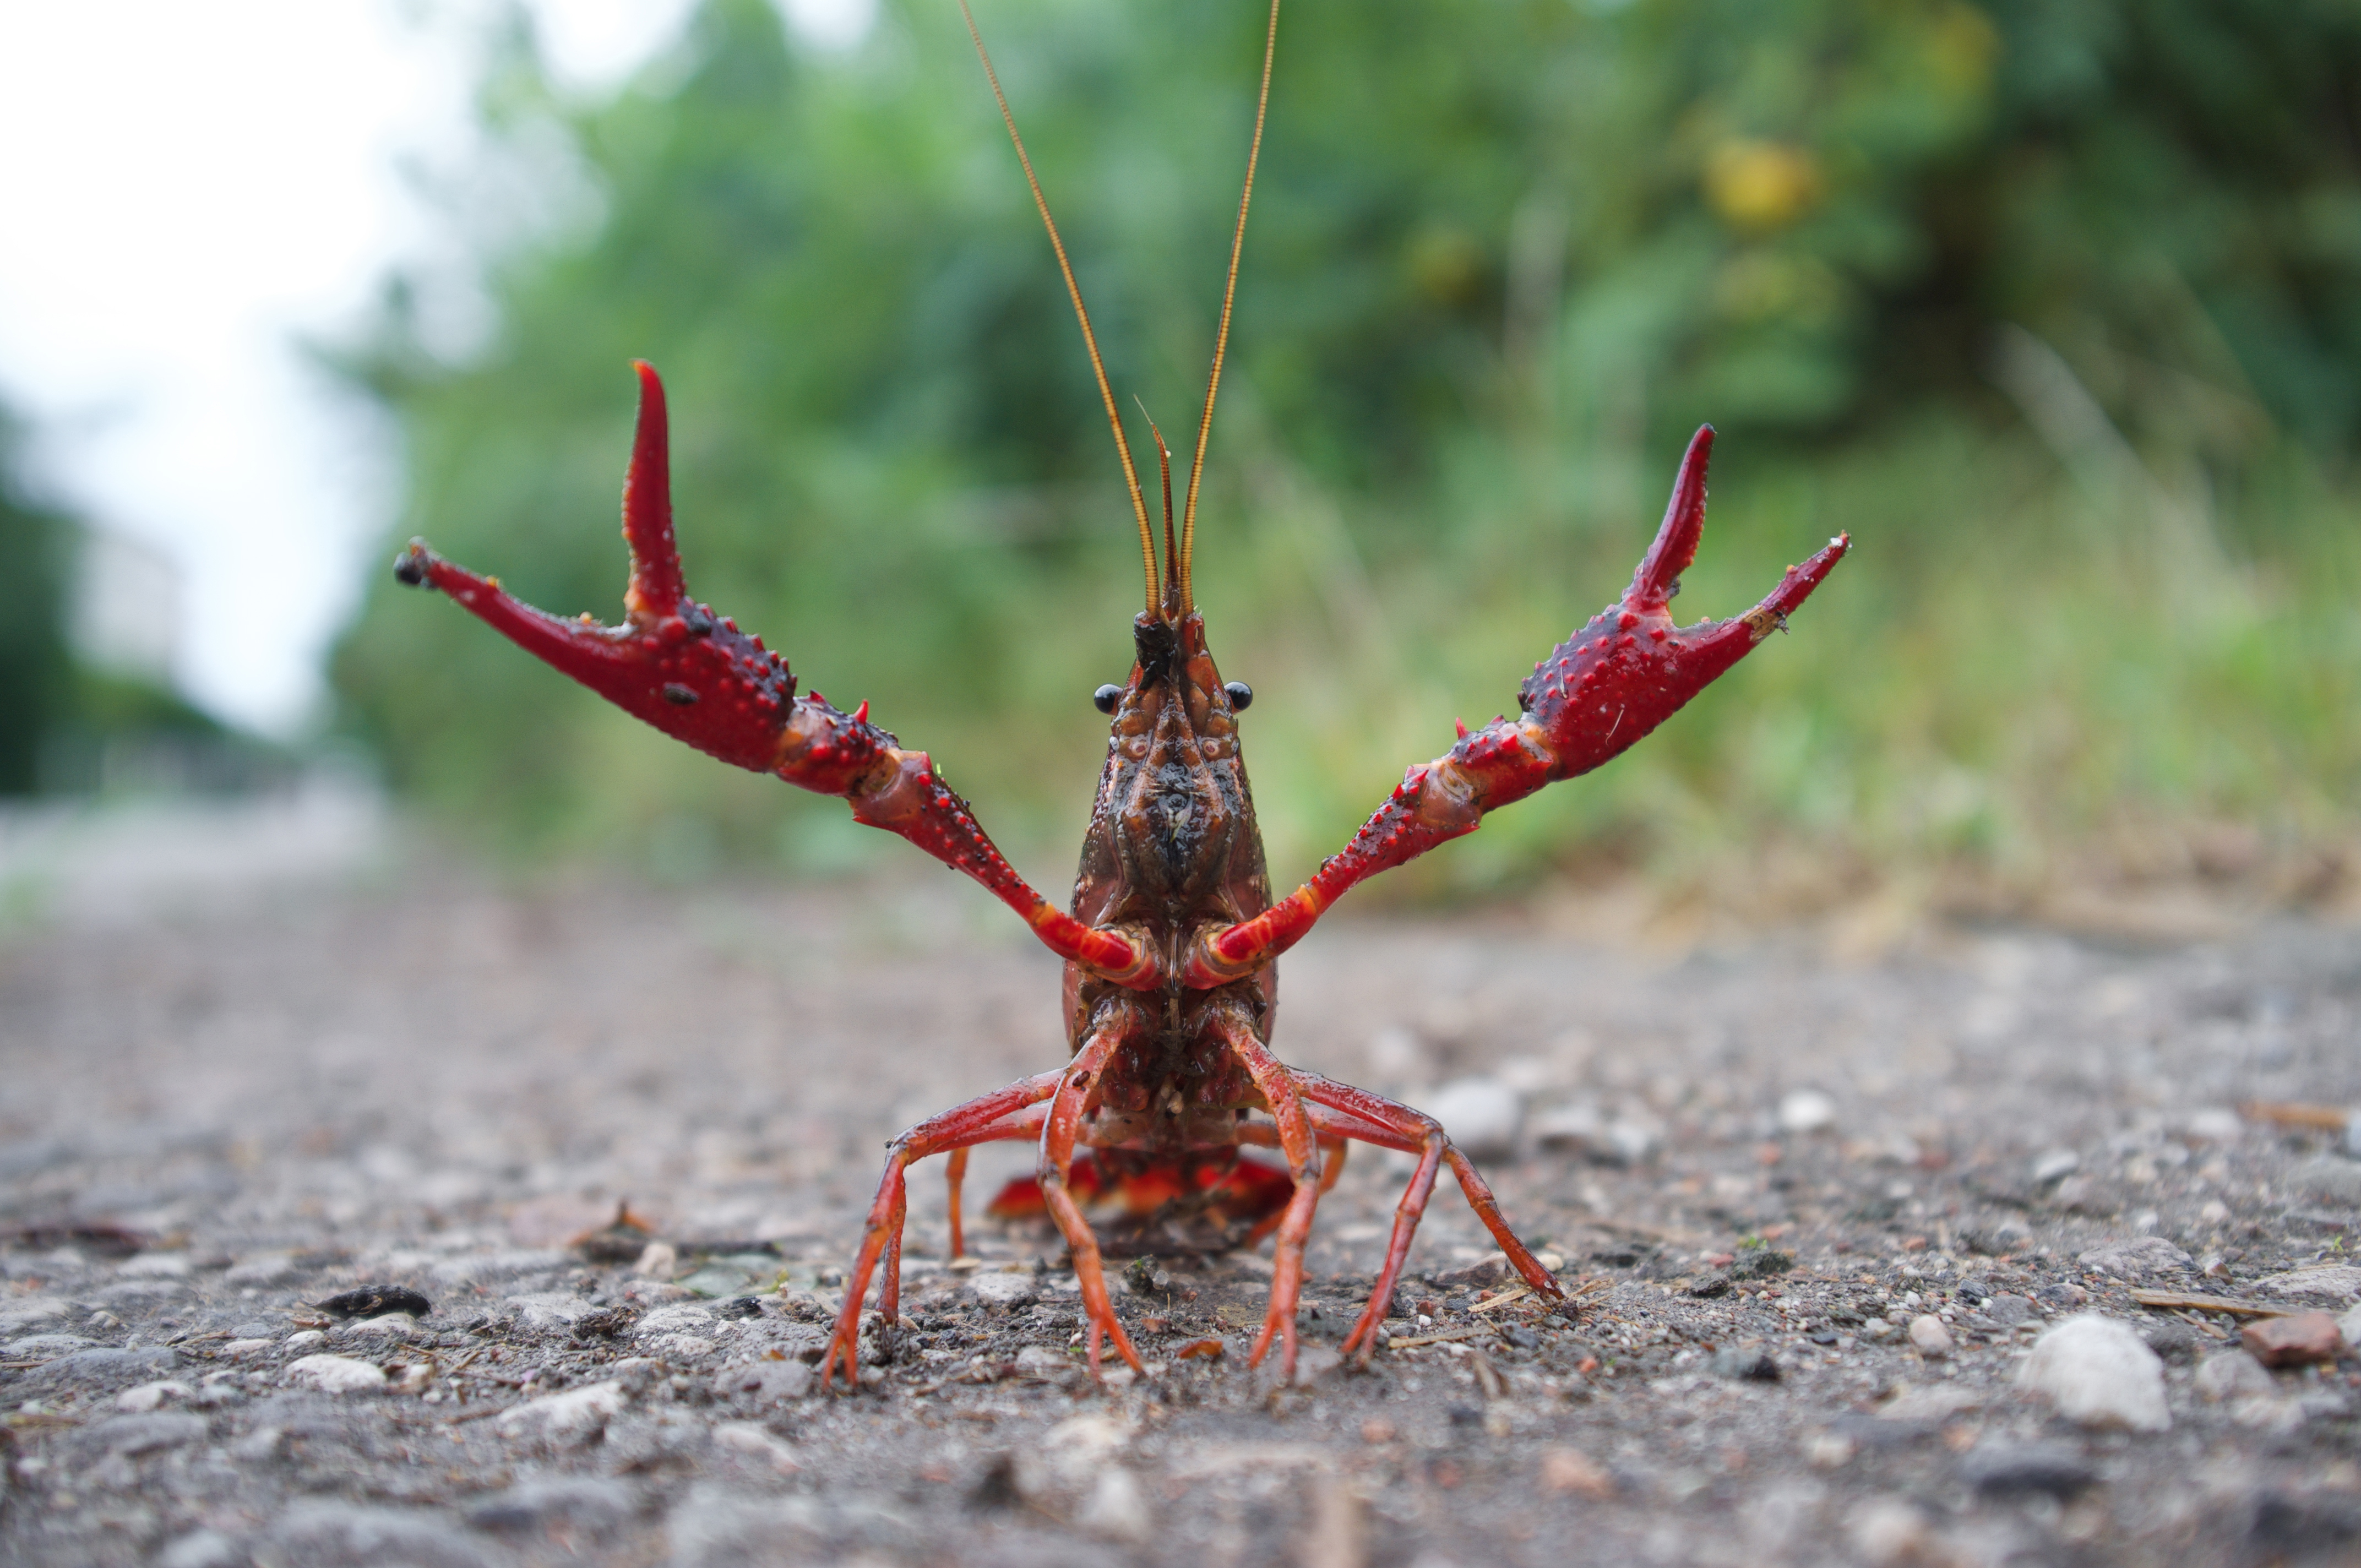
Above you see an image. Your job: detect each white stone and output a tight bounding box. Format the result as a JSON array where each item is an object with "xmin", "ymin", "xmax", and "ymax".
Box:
[
  {"xmin": 1015, "ymin": 1344, "xmax": 1075, "ymax": 1378},
  {"xmin": 0, "ymin": 1298, "xmax": 68, "ymax": 1334},
  {"xmin": 498, "ymin": 1379, "xmax": 625, "ymax": 1440},
  {"xmin": 2340, "ymin": 1304, "xmax": 2361, "ymax": 1351},
  {"xmin": 2015, "ymin": 1314, "xmax": 2170, "ymax": 1432},
  {"xmin": 2293, "ymin": 1157, "xmax": 2361, "ymax": 1207},
  {"xmin": 2075, "ymin": 1237, "xmax": 2194, "ymax": 1279},
  {"xmin": 2253, "ymin": 1265, "xmax": 2361, "ymax": 1303},
  {"xmin": 1849, "ymin": 1499, "xmax": 1931, "ymax": 1566},
  {"xmin": 6, "ymin": 1334, "xmax": 93, "ymax": 1357},
  {"xmin": 965, "ymin": 1270, "xmax": 1041, "ymax": 1309},
  {"xmin": 2032, "ymin": 1150, "xmax": 2081, "ymax": 1183},
  {"xmin": 711, "ymin": 1358, "xmax": 813, "ymax": 1404},
  {"xmin": 115, "ymin": 1379, "xmax": 193, "ymax": 1412},
  {"xmin": 225, "ymin": 1246, "xmax": 300, "ymax": 1284},
  {"xmin": 1425, "ymin": 1076, "xmax": 1524, "ymax": 1161},
  {"xmin": 2184, "ymin": 1108, "xmax": 2244, "ymax": 1142},
  {"xmin": 335, "ymin": 1314, "xmax": 415, "ymax": 1340},
  {"xmin": 1777, "ymin": 1089, "xmax": 1838, "ymax": 1134},
  {"xmin": 285, "ymin": 1354, "xmax": 388, "ymax": 1395},
  {"xmin": 651, "ymin": 1333, "xmax": 717, "ymax": 1360},
  {"xmin": 221, "ymin": 1338, "xmax": 274, "ymax": 1356},
  {"xmin": 633, "ymin": 1242, "xmax": 678, "ymax": 1281},
  {"xmin": 156, "ymin": 1529, "xmax": 241, "ymax": 1568},
  {"xmin": 117, "ymin": 1253, "xmax": 192, "ymax": 1278},
  {"xmin": 1907, "ymin": 1315, "xmax": 1954, "ymax": 1359},
  {"xmin": 714, "ymin": 1421, "xmax": 801, "ymax": 1474},
  {"xmin": 281, "ymin": 1330, "xmax": 326, "ymax": 1351},
  {"xmin": 1075, "ymin": 1467, "xmax": 1152, "ymax": 1543},
  {"xmin": 2194, "ymin": 1350, "xmax": 2276, "ymax": 1403},
  {"xmin": 1042, "ymin": 1411, "xmax": 1133, "ymax": 1477},
  {"xmin": 507, "ymin": 1292, "xmax": 605, "ymax": 1331},
  {"xmin": 636, "ymin": 1303, "xmax": 715, "ymax": 1336},
  {"xmin": 1876, "ymin": 1383, "xmax": 1981, "ymax": 1423}
]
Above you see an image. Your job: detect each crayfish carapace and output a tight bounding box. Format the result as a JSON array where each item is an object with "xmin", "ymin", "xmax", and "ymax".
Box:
[{"xmin": 394, "ymin": 0, "xmax": 1847, "ymax": 1389}]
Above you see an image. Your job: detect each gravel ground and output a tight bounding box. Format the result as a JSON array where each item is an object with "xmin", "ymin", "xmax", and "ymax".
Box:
[{"xmin": 3, "ymin": 845, "xmax": 2360, "ymax": 1568}]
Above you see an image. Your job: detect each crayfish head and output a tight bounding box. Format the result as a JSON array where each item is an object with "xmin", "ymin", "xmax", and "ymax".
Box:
[{"xmin": 1076, "ymin": 608, "xmax": 1264, "ymax": 911}]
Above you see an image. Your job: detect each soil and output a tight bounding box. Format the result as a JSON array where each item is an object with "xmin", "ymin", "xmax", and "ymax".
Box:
[{"xmin": 2, "ymin": 821, "xmax": 2359, "ymax": 1567}]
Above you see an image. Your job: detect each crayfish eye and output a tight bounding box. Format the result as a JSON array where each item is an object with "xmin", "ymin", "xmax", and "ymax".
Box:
[
  {"xmin": 1224, "ymin": 680, "xmax": 1254, "ymax": 711},
  {"xmin": 1092, "ymin": 684, "xmax": 1123, "ymax": 714}
]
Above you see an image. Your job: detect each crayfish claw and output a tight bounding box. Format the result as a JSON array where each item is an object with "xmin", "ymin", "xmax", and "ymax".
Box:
[{"xmin": 1625, "ymin": 424, "xmax": 1712, "ymax": 614}]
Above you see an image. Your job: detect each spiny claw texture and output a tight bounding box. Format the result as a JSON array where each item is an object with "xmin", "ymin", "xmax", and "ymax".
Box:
[
  {"xmin": 1188, "ymin": 426, "xmax": 1847, "ymax": 984},
  {"xmin": 396, "ymin": 362, "xmax": 1154, "ymax": 987}
]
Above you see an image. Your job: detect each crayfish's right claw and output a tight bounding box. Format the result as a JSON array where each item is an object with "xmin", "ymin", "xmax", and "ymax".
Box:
[
  {"xmin": 395, "ymin": 361, "xmax": 851, "ymax": 786},
  {"xmin": 1183, "ymin": 427, "xmax": 1846, "ymax": 987},
  {"xmin": 400, "ymin": 361, "xmax": 1157, "ymax": 989}
]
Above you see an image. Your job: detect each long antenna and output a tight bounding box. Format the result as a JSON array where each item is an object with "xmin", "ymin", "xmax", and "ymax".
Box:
[
  {"xmin": 958, "ymin": 0, "xmax": 1158, "ymax": 614},
  {"xmin": 1180, "ymin": 0, "xmax": 1281, "ymax": 612},
  {"xmin": 1139, "ymin": 402, "xmax": 1179, "ymax": 613}
]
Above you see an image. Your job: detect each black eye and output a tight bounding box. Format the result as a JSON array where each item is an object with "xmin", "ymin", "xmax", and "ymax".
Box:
[
  {"xmin": 1224, "ymin": 680, "xmax": 1253, "ymax": 711},
  {"xmin": 1093, "ymin": 684, "xmax": 1122, "ymax": 714}
]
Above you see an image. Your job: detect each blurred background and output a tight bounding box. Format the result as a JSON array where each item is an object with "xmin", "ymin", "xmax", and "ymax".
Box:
[{"xmin": 3, "ymin": 0, "xmax": 2357, "ymax": 935}]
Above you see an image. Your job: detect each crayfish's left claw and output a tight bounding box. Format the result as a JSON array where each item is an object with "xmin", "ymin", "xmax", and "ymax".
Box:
[
  {"xmin": 398, "ymin": 361, "xmax": 1158, "ymax": 990},
  {"xmin": 394, "ymin": 362, "xmax": 816, "ymax": 782},
  {"xmin": 1184, "ymin": 428, "xmax": 1847, "ymax": 986}
]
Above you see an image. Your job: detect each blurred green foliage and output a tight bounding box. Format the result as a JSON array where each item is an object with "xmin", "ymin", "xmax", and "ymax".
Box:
[
  {"xmin": 0, "ymin": 410, "xmax": 73, "ymax": 795},
  {"xmin": 334, "ymin": 0, "xmax": 2361, "ymax": 897},
  {"xmin": 0, "ymin": 406, "xmax": 264, "ymax": 799}
]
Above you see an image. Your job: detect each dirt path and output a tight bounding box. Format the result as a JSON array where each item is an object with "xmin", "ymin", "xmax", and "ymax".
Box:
[{"xmin": 2, "ymin": 849, "xmax": 2358, "ymax": 1567}]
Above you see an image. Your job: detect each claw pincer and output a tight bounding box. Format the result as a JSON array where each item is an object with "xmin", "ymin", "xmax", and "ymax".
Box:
[
  {"xmin": 396, "ymin": 363, "xmax": 1154, "ymax": 988},
  {"xmin": 1185, "ymin": 427, "xmax": 1847, "ymax": 987}
]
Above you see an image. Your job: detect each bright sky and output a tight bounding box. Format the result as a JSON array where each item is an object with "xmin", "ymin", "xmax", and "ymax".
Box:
[{"xmin": 0, "ymin": 0, "xmax": 871, "ymax": 738}]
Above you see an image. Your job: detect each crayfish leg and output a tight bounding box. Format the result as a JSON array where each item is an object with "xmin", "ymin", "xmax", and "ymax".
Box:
[
  {"xmin": 1216, "ymin": 1021, "xmax": 1328, "ymax": 1383},
  {"xmin": 1033, "ymin": 1021, "xmax": 1147, "ymax": 1379},
  {"xmin": 944, "ymin": 1147, "xmax": 969, "ymax": 1261},
  {"xmin": 1283, "ymin": 1071, "xmax": 1564, "ymax": 1365},
  {"xmin": 819, "ymin": 1070, "xmax": 1063, "ymax": 1391}
]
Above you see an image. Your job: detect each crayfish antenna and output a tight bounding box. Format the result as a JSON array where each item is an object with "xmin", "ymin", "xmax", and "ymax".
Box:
[
  {"xmin": 620, "ymin": 360, "xmax": 686, "ymax": 620},
  {"xmin": 1625, "ymin": 424, "xmax": 1710, "ymax": 615}
]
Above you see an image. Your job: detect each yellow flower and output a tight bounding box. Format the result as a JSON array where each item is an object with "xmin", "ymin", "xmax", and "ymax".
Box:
[{"xmin": 1704, "ymin": 140, "xmax": 1824, "ymax": 233}]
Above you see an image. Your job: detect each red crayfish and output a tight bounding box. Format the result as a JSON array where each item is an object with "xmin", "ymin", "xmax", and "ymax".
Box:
[{"xmin": 394, "ymin": 0, "xmax": 1846, "ymax": 1389}]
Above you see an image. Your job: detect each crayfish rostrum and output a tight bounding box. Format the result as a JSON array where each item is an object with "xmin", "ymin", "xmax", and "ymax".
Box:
[{"xmin": 393, "ymin": 0, "xmax": 1847, "ymax": 1389}]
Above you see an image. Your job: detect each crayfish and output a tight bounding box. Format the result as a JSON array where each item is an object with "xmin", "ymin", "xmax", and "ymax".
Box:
[{"xmin": 393, "ymin": 0, "xmax": 1846, "ymax": 1389}]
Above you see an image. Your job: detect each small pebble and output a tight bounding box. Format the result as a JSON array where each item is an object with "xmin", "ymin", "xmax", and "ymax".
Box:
[
  {"xmin": 2075, "ymin": 1237, "xmax": 2194, "ymax": 1279},
  {"xmin": 2032, "ymin": 1150, "xmax": 2081, "ymax": 1184},
  {"xmin": 1777, "ymin": 1089, "xmax": 1838, "ymax": 1134},
  {"xmin": 2251, "ymin": 1265, "xmax": 2361, "ymax": 1303},
  {"xmin": 1075, "ymin": 1467, "xmax": 1151, "ymax": 1543},
  {"xmin": 2242, "ymin": 1311, "xmax": 2344, "ymax": 1369},
  {"xmin": 1908, "ymin": 1315, "xmax": 1954, "ymax": 1359},
  {"xmin": 1424, "ymin": 1077, "xmax": 1523, "ymax": 1161},
  {"xmin": 498, "ymin": 1379, "xmax": 626, "ymax": 1440},
  {"xmin": 1538, "ymin": 1446, "xmax": 1615, "ymax": 1497},
  {"xmin": 1983, "ymin": 1294, "xmax": 2033, "ymax": 1327},
  {"xmin": 115, "ymin": 1379, "xmax": 193, "ymax": 1412},
  {"xmin": 1957, "ymin": 1439, "xmax": 2098, "ymax": 1499},
  {"xmin": 1847, "ymin": 1499, "xmax": 1930, "ymax": 1566},
  {"xmin": 1709, "ymin": 1347, "xmax": 1780, "ymax": 1381},
  {"xmin": 2195, "ymin": 1350, "xmax": 2277, "ymax": 1403},
  {"xmin": 2016, "ymin": 1314, "xmax": 2170, "ymax": 1432},
  {"xmin": 2292, "ymin": 1156, "xmax": 2361, "ymax": 1207},
  {"xmin": 285, "ymin": 1354, "xmax": 388, "ymax": 1395}
]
